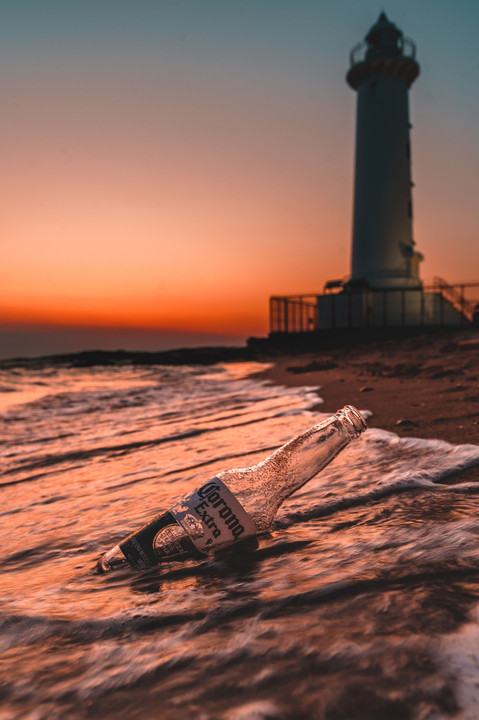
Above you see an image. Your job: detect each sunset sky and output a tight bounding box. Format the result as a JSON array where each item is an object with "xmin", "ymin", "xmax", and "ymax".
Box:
[{"xmin": 1, "ymin": 0, "xmax": 478, "ymax": 357}]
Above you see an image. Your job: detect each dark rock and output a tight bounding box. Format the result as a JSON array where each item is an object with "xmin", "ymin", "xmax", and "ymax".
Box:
[
  {"xmin": 286, "ymin": 360, "xmax": 338, "ymax": 374},
  {"xmin": 427, "ymin": 368, "xmax": 459, "ymax": 379}
]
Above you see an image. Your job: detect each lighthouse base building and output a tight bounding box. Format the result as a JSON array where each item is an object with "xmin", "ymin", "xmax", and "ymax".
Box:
[
  {"xmin": 315, "ymin": 284, "xmax": 474, "ymax": 329},
  {"xmin": 269, "ymin": 14, "xmax": 478, "ymax": 338},
  {"xmin": 270, "ymin": 281, "xmax": 478, "ymax": 337}
]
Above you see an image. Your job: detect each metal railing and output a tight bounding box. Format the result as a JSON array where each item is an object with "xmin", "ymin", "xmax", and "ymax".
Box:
[
  {"xmin": 270, "ymin": 295, "xmax": 318, "ymax": 334},
  {"xmin": 270, "ymin": 282, "xmax": 479, "ymax": 335},
  {"xmin": 433, "ymin": 277, "xmax": 477, "ymax": 324},
  {"xmin": 349, "ymin": 36, "xmax": 416, "ymax": 67}
]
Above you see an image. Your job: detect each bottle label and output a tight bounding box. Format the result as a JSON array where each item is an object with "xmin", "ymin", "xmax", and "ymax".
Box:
[
  {"xmin": 170, "ymin": 477, "xmax": 257, "ymax": 554},
  {"xmin": 119, "ymin": 511, "xmax": 202, "ymax": 570}
]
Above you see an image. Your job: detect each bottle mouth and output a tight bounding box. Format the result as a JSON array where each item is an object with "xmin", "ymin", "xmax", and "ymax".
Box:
[{"xmin": 337, "ymin": 405, "xmax": 367, "ymax": 437}]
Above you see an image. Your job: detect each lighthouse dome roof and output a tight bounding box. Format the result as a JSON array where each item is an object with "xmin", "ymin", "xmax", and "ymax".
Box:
[{"xmin": 365, "ymin": 11, "xmax": 402, "ymax": 45}]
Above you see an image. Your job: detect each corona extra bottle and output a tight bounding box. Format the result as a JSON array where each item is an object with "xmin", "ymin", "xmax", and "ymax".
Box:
[{"xmin": 97, "ymin": 405, "xmax": 366, "ymax": 572}]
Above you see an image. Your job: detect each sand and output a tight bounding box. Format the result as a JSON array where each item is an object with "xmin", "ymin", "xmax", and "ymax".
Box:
[{"xmin": 253, "ymin": 327, "xmax": 479, "ymax": 451}]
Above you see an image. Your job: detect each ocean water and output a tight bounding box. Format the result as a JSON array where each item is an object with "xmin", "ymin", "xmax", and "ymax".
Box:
[{"xmin": 2, "ymin": 361, "xmax": 479, "ymax": 720}]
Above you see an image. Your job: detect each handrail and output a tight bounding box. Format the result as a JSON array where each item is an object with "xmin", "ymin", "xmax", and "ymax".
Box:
[
  {"xmin": 433, "ymin": 277, "xmax": 477, "ymax": 323},
  {"xmin": 349, "ymin": 36, "xmax": 416, "ymax": 67}
]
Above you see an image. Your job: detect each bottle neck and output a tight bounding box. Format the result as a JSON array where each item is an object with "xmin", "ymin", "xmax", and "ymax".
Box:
[
  {"xmin": 256, "ymin": 406, "xmax": 366, "ymax": 502},
  {"xmin": 218, "ymin": 406, "xmax": 366, "ymax": 533}
]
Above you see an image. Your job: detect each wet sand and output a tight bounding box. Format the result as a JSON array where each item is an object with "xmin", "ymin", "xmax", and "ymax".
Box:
[{"xmin": 254, "ymin": 328, "xmax": 479, "ymax": 448}]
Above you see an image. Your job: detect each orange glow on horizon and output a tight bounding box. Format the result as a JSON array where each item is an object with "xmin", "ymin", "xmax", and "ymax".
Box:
[
  {"xmin": 0, "ymin": 301, "xmax": 267, "ymax": 337},
  {"xmin": 1, "ymin": 137, "xmax": 350, "ymax": 339}
]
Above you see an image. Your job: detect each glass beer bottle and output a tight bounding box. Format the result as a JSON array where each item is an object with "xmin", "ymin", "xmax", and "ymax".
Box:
[{"xmin": 97, "ymin": 405, "xmax": 366, "ymax": 572}]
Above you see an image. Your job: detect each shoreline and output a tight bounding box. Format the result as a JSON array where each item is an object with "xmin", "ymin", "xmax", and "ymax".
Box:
[
  {"xmin": 252, "ymin": 328, "xmax": 479, "ymax": 451},
  {"xmin": 2, "ymin": 324, "xmax": 478, "ymax": 453},
  {"xmin": 0, "ymin": 344, "xmax": 261, "ymax": 369}
]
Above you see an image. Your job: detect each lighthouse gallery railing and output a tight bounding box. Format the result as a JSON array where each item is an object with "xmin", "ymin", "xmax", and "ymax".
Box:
[{"xmin": 349, "ymin": 36, "xmax": 416, "ymax": 67}]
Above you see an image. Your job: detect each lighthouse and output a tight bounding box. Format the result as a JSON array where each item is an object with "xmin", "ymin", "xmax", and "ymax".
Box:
[
  {"xmin": 347, "ymin": 12, "xmax": 423, "ymax": 289},
  {"xmin": 268, "ymin": 13, "xmax": 479, "ymax": 336}
]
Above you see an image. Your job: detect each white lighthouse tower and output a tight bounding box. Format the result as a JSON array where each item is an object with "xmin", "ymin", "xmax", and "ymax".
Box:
[
  {"xmin": 268, "ymin": 13, "xmax": 479, "ymax": 336},
  {"xmin": 347, "ymin": 12, "xmax": 423, "ymax": 289}
]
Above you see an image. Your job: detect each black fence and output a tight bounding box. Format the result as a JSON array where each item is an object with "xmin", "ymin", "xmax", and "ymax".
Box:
[{"xmin": 270, "ymin": 279, "xmax": 479, "ymax": 334}]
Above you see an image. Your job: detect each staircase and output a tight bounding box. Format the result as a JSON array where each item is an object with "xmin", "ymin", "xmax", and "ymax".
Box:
[{"xmin": 432, "ymin": 277, "xmax": 478, "ymax": 324}]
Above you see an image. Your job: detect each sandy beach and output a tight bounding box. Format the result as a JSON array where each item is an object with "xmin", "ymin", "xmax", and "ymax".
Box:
[{"xmin": 255, "ymin": 326, "xmax": 479, "ymax": 450}]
